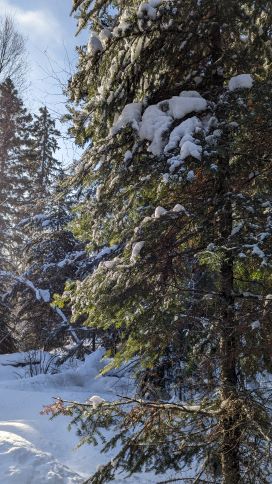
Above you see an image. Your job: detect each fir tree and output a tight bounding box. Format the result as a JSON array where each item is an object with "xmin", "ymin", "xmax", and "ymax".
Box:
[
  {"xmin": 50, "ymin": 1, "xmax": 272, "ymax": 483},
  {"xmin": 0, "ymin": 78, "xmax": 34, "ymax": 352},
  {"xmin": 11, "ymin": 109, "xmax": 69, "ymax": 350},
  {"xmin": 0, "ymin": 78, "xmax": 33, "ymax": 263},
  {"xmin": 0, "ymin": 265, "xmax": 16, "ymax": 353},
  {"xmin": 12, "ymin": 172, "xmax": 92, "ymax": 352},
  {"xmin": 29, "ymin": 106, "xmax": 61, "ymax": 210}
]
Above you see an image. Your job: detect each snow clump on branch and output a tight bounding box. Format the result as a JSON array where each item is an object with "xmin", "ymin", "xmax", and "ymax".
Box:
[
  {"xmin": 131, "ymin": 241, "xmax": 145, "ymax": 262},
  {"xmin": 228, "ymin": 74, "xmax": 253, "ymax": 91},
  {"xmin": 111, "ymin": 91, "xmax": 207, "ymax": 160}
]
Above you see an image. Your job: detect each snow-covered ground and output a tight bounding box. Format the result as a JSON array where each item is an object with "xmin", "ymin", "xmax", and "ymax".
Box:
[{"xmin": 0, "ymin": 349, "xmax": 157, "ymax": 483}]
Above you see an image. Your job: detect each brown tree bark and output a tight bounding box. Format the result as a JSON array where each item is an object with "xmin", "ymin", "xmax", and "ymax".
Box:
[
  {"xmin": 218, "ymin": 156, "xmax": 241, "ymax": 484},
  {"xmin": 209, "ymin": 2, "xmax": 241, "ymax": 478}
]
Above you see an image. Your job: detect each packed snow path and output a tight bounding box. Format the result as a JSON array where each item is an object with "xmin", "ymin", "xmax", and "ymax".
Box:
[{"xmin": 0, "ymin": 349, "xmax": 158, "ymax": 483}]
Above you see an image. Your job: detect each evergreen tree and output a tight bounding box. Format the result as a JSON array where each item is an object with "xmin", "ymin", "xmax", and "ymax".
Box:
[
  {"xmin": 29, "ymin": 106, "xmax": 61, "ymax": 210},
  {"xmin": 0, "ymin": 265, "xmax": 16, "ymax": 354},
  {"xmin": 0, "ymin": 78, "xmax": 32, "ymax": 353},
  {"xmin": 0, "ymin": 78, "xmax": 33, "ymax": 262},
  {"xmin": 11, "ymin": 109, "xmax": 70, "ymax": 350},
  {"xmin": 49, "ymin": 1, "xmax": 272, "ymax": 483},
  {"xmin": 12, "ymin": 183, "xmax": 88, "ymax": 350}
]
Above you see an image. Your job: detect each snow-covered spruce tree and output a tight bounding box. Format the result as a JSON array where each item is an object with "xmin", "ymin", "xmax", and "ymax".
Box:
[
  {"xmin": 11, "ymin": 166, "xmax": 89, "ymax": 350},
  {"xmin": 11, "ymin": 109, "xmax": 72, "ymax": 350},
  {"xmin": 0, "ymin": 78, "xmax": 32, "ymax": 352},
  {"xmin": 0, "ymin": 78, "xmax": 33, "ymax": 264},
  {"xmin": 28, "ymin": 106, "xmax": 62, "ymax": 212},
  {"xmin": 51, "ymin": 1, "xmax": 272, "ymax": 482},
  {"xmin": 0, "ymin": 269, "xmax": 17, "ymax": 353}
]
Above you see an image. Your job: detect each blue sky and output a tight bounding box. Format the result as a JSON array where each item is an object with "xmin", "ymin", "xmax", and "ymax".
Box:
[{"xmin": 0, "ymin": 0, "xmax": 87, "ymax": 163}]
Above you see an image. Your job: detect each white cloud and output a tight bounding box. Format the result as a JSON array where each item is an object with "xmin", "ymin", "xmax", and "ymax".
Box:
[{"xmin": 0, "ymin": 0, "xmax": 62, "ymax": 42}]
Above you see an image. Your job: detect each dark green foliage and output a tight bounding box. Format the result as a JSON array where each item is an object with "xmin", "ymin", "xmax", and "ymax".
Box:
[
  {"xmin": 43, "ymin": 0, "xmax": 272, "ymax": 482},
  {"xmin": 0, "ymin": 78, "xmax": 34, "ymax": 352},
  {"xmin": 0, "ymin": 78, "xmax": 33, "ymax": 262},
  {"xmin": 29, "ymin": 106, "xmax": 61, "ymax": 209}
]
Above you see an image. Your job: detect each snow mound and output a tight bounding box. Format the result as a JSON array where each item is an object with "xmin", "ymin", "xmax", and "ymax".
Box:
[
  {"xmin": 0, "ymin": 348, "xmax": 108, "ymax": 393},
  {"xmin": 88, "ymin": 395, "xmax": 105, "ymax": 408},
  {"xmin": 139, "ymin": 104, "xmax": 172, "ymax": 156},
  {"xmin": 0, "ymin": 349, "xmax": 182, "ymax": 483},
  {"xmin": 138, "ymin": 2, "xmax": 157, "ymax": 19},
  {"xmin": 168, "ymin": 95, "xmax": 207, "ymax": 120},
  {"xmin": 111, "ymin": 103, "xmax": 142, "ymax": 135},
  {"xmin": 154, "ymin": 206, "xmax": 167, "ymax": 218},
  {"xmin": 137, "ymin": 0, "xmax": 165, "ymax": 19},
  {"xmin": 87, "ymin": 35, "xmax": 103, "ymax": 55},
  {"xmin": 131, "ymin": 241, "xmax": 145, "ymax": 262},
  {"xmin": 164, "ymin": 116, "xmax": 201, "ymax": 153},
  {"xmin": 0, "ymin": 431, "xmax": 82, "ymax": 483},
  {"xmin": 228, "ymin": 74, "xmax": 253, "ymax": 91},
  {"xmin": 112, "ymin": 91, "xmax": 207, "ymax": 158},
  {"xmin": 180, "ymin": 139, "xmax": 202, "ymax": 161},
  {"xmin": 139, "ymin": 94, "xmax": 206, "ymax": 156},
  {"xmin": 172, "ymin": 204, "xmax": 186, "ymax": 213}
]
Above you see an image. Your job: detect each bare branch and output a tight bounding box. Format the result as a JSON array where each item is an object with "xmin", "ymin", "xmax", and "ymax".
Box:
[{"xmin": 0, "ymin": 15, "xmax": 27, "ymax": 89}]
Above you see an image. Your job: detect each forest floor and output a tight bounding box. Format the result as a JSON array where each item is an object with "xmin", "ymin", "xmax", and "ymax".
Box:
[{"xmin": 0, "ymin": 348, "xmax": 171, "ymax": 483}]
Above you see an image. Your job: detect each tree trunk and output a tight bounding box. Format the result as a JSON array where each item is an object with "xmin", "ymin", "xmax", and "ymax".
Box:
[
  {"xmin": 207, "ymin": 4, "xmax": 241, "ymax": 478},
  {"xmin": 220, "ymin": 258, "xmax": 240, "ymax": 484},
  {"xmin": 218, "ymin": 157, "xmax": 241, "ymax": 484}
]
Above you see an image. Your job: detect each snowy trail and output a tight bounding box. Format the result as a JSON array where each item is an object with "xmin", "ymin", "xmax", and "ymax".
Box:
[
  {"xmin": 0, "ymin": 388, "xmax": 89, "ymax": 482},
  {"xmin": 0, "ymin": 351, "xmax": 157, "ymax": 483},
  {"xmin": 0, "ymin": 352, "xmax": 100, "ymax": 482}
]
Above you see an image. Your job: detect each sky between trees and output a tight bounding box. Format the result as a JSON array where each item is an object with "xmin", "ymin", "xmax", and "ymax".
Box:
[{"xmin": 0, "ymin": 0, "xmax": 87, "ymax": 164}]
